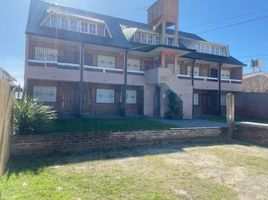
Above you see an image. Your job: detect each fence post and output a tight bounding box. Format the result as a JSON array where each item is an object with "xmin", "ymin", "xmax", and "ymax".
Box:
[{"xmin": 226, "ymin": 93, "xmax": 235, "ymax": 140}]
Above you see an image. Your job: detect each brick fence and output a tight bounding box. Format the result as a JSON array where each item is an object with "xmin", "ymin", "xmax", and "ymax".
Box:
[
  {"xmin": 11, "ymin": 128, "xmax": 228, "ymax": 156},
  {"xmin": 233, "ymin": 122, "xmax": 268, "ymax": 147}
]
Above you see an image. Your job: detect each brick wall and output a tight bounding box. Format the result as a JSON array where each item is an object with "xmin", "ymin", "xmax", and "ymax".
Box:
[
  {"xmin": 11, "ymin": 128, "xmax": 228, "ymax": 156},
  {"xmin": 234, "ymin": 122, "xmax": 268, "ymax": 147}
]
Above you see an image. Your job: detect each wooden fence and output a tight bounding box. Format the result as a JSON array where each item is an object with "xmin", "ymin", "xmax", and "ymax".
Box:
[{"xmin": 0, "ymin": 80, "xmax": 14, "ymax": 176}]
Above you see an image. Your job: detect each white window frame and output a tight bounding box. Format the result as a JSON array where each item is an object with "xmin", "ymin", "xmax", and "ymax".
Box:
[
  {"xmin": 221, "ymin": 70, "xmax": 231, "ymax": 79},
  {"xmin": 89, "ymin": 23, "xmax": 97, "ymax": 35},
  {"xmin": 148, "ymin": 35, "xmax": 153, "ymax": 44},
  {"xmin": 80, "ymin": 21, "xmax": 89, "ymax": 33},
  {"xmin": 187, "ymin": 66, "xmax": 191, "ymax": 76},
  {"xmin": 70, "ymin": 19, "xmax": 78, "ymax": 31},
  {"xmin": 126, "ymin": 90, "xmax": 137, "ymax": 104},
  {"xmin": 155, "ymin": 35, "xmax": 160, "ymax": 44},
  {"xmin": 97, "ymin": 55, "xmax": 116, "ymax": 68},
  {"xmin": 194, "ymin": 66, "xmax": 199, "ymax": 77},
  {"xmin": 194, "ymin": 93, "xmax": 199, "ymax": 106},
  {"xmin": 35, "ymin": 47, "xmax": 58, "ymax": 62},
  {"xmin": 96, "ymin": 89, "xmax": 115, "ymax": 104},
  {"xmin": 60, "ymin": 17, "xmax": 69, "ymax": 30},
  {"xmin": 127, "ymin": 58, "xmax": 141, "ymax": 71},
  {"xmin": 33, "ymin": 86, "xmax": 57, "ymax": 102},
  {"xmin": 141, "ymin": 33, "xmax": 147, "ymax": 43}
]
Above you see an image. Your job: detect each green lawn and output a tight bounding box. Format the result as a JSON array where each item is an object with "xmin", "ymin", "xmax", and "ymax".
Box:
[
  {"xmin": 1, "ymin": 143, "xmax": 268, "ymax": 200},
  {"xmin": 43, "ymin": 118, "xmax": 176, "ymax": 134}
]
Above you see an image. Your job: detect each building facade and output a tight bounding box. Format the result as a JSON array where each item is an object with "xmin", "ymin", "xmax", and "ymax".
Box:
[
  {"xmin": 243, "ymin": 72, "xmax": 268, "ymax": 93},
  {"xmin": 24, "ymin": 0, "xmax": 245, "ymax": 119}
]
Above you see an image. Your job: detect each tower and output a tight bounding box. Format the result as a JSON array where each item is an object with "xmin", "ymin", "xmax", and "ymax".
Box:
[{"xmin": 148, "ymin": 0, "xmax": 179, "ymax": 46}]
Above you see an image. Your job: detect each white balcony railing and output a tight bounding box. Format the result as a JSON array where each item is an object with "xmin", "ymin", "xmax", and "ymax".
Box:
[{"xmin": 177, "ymin": 74, "xmax": 241, "ymax": 83}]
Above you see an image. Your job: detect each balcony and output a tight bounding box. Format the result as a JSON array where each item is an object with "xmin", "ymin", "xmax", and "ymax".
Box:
[{"xmin": 177, "ymin": 74, "xmax": 242, "ymax": 91}]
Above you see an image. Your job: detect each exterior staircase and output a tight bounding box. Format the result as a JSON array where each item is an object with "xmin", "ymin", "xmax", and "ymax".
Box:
[{"xmin": 145, "ymin": 67, "xmax": 193, "ymax": 119}]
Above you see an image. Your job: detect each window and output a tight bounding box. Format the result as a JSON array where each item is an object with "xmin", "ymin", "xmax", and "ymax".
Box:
[
  {"xmin": 221, "ymin": 94, "xmax": 226, "ymax": 106},
  {"xmin": 148, "ymin": 35, "xmax": 153, "ymax": 44},
  {"xmin": 89, "ymin": 23, "xmax": 97, "ymax": 35},
  {"xmin": 167, "ymin": 38, "xmax": 173, "ymax": 46},
  {"xmin": 215, "ymin": 47, "xmax": 220, "ymax": 55},
  {"xmin": 70, "ymin": 19, "xmax": 77, "ymax": 31},
  {"xmin": 187, "ymin": 66, "xmax": 191, "ymax": 76},
  {"xmin": 155, "ymin": 35, "xmax": 160, "ymax": 44},
  {"xmin": 194, "ymin": 67, "xmax": 199, "ymax": 76},
  {"xmin": 97, "ymin": 55, "xmax": 116, "ymax": 68},
  {"xmin": 60, "ymin": 17, "xmax": 69, "ymax": 30},
  {"xmin": 194, "ymin": 93, "xmax": 199, "ymax": 106},
  {"xmin": 127, "ymin": 59, "xmax": 141, "ymax": 71},
  {"xmin": 210, "ymin": 68, "xmax": 218, "ymax": 78},
  {"xmin": 33, "ymin": 86, "xmax": 57, "ymax": 102},
  {"xmin": 211, "ymin": 46, "xmax": 216, "ymax": 54},
  {"xmin": 50, "ymin": 15, "xmax": 58, "ymax": 28},
  {"xmin": 134, "ymin": 33, "xmax": 140, "ymax": 43},
  {"xmin": 80, "ymin": 21, "xmax": 88, "ymax": 33},
  {"xmin": 205, "ymin": 44, "xmax": 210, "ymax": 53},
  {"xmin": 96, "ymin": 89, "xmax": 115, "ymax": 103},
  {"xmin": 35, "ymin": 47, "xmax": 58, "ymax": 62},
  {"xmin": 141, "ymin": 33, "xmax": 146, "ymax": 43},
  {"xmin": 127, "ymin": 90, "xmax": 137, "ymax": 104},
  {"xmin": 200, "ymin": 44, "xmax": 205, "ymax": 52},
  {"xmin": 220, "ymin": 47, "xmax": 226, "ymax": 56},
  {"xmin": 221, "ymin": 70, "xmax": 231, "ymax": 79}
]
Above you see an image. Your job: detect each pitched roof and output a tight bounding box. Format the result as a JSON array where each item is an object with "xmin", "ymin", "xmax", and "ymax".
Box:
[
  {"xmin": 243, "ymin": 72, "xmax": 268, "ymax": 79},
  {"xmin": 183, "ymin": 52, "xmax": 247, "ymax": 66},
  {"xmin": 26, "ymin": 0, "xmax": 245, "ymax": 66}
]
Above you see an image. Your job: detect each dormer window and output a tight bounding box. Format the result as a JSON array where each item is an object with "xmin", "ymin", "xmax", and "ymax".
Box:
[
  {"xmin": 148, "ymin": 35, "xmax": 153, "ymax": 44},
  {"xmin": 80, "ymin": 21, "xmax": 88, "ymax": 33},
  {"xmin": 89, "ymin": 23, "xmax": 97, "ymax": 35},
  {"xmin": 141, "ymin": 33, "xmax": 146, "ymax": 43},
  {"xmin": 60, "ymin": 17, "xmax": 69, "ymax": 30},
  {"xmin": 70, "ymin": 19, "xmax": 78, "ymax": 31},
  {"xmin": 197, "ymin": 42, "xmax": 229, "ymax": 57},
  {"xmin": 42, "ymin": 12, "xmax": 110, "ymax": 38}
]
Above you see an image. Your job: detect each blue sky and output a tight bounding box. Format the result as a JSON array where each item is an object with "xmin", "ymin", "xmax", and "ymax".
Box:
[{"xmin": 1, "ymin": 0, "xmax": 268, "ymax": 86}]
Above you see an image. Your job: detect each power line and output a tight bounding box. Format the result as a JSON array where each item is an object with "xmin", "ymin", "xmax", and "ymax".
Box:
[
  {"xmin": 197, "ymin": 15, "xmax": 268, "ymax": 34},
  {"xmin": 116, "ymin": 5, "xmax": 150, "ymax": 17},
  {"xmin": 182, "ymin": 8, "xmax": 268, "ymax": 29}
]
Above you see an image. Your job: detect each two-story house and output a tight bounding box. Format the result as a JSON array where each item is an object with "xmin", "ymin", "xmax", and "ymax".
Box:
[{"xmin": 24, "ymin": 0, "xmax": 245, "ymax": 119}]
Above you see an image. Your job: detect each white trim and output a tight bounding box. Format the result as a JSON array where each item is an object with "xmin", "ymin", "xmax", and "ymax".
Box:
[
  {"xmin": 84, "ymin": 65, "xmax": 145, "ymax": 74},
  {"xmin": 221, "ymin": 78, "xmax": 242, "ymax": 83},
  {"xmin": 177, "ymin": 74, "xmax": 191, "ymax": 78},
  {"xmin": 28, "ymin": 59, "xmax": 80, "ymax": 67}
]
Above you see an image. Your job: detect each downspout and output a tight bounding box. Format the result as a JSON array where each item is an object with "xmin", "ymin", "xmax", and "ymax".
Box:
[
  {"xmin": 122, "ymin": 49, "xmax": 129, "ymax": 117},
  {"xmin": 79, "ymin": 43, "xmax": 85, "ymax": 117},
  {"xmin": 218, "ymin": 63, "xmax": 223, "ymax": 116},
  {"xmin": 191, "ymin": 59, "xmax": 196, "ymax": 119}
]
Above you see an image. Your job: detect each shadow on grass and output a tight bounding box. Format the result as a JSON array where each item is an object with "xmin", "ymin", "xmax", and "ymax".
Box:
[{"xmin": 5, "ymin": 140, "xmax": 236, "ymax": 179}]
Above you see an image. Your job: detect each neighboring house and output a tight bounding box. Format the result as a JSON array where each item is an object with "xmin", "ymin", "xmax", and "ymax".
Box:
[
  {"xmin": 24, "ymin": 0, "xmax": 245, "ymax": 119},
  {"xmin": 0, "ymin": 67, "xmax": 16, "ymax": 86},
  {"xmin": 243, "ymin": 72, "xmax": 268, "ymax": 93}
]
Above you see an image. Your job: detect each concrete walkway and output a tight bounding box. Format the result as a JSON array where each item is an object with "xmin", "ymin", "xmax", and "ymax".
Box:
[{"xmin": 152, "ymin": 118, "xmax": 227, "ymax": 128}]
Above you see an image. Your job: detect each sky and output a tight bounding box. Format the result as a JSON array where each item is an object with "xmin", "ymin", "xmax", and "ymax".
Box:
[{"xmin": 1, "ymin": 0, "xmax": 268, "ymax": 86}]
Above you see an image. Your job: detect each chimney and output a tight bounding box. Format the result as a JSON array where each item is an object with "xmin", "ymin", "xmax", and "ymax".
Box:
[{"xmin": 148, "ymin": 0, "xmax": 179, "ymax": 46}]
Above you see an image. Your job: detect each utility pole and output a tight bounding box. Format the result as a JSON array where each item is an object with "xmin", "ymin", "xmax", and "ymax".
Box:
[
  {"xmin": 121, "ymin": 50, "xmax": 128, "ymax": 117},
  {"xmin": 218, "ymin": 63, "xmax": 223, "ymax": 116},
  {"xmin": 79, "ymin": 43, "xmax": 84, "ymax": 117}
]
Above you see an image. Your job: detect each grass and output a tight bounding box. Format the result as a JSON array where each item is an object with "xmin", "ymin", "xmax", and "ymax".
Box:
[
  {"xmin": 43, "ymin": 118, "xmax": 176, "ymax": 134},
  {"xmin": 1, "ymin": 143, "xmax": 268, "ymax": 200}
]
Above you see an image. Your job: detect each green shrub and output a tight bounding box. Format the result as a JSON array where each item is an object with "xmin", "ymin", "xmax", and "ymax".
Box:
[
  {"xmin": 12, "ymin": 96, "xmax": 57, "ymax": 135},
  {"xmin": 164, "ymin": 91, "xmax": 183, "ymax": 120}
]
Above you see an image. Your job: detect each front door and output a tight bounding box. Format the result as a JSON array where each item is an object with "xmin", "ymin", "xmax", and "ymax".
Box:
[
  {"xmin": 201, "ymin": 94, "xmax": 209, "ymax": 114},
  {"xmin": 58, "ymin": 84, "xmax": 77, "ymax": 115}
]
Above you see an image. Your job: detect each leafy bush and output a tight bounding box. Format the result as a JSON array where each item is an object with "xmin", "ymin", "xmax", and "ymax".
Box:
[
  {"xmin": 13, "ymin": 96, "xmax": 57, "ymax": 135},
  {"xmin": 165, "ymin": 91, "xmax": 183, "ymax": 119}
]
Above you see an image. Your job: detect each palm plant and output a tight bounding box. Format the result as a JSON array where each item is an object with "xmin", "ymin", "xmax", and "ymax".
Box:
[{"xmin": 13, "ymin": 96, "xmax": 57, "ymax": 135}]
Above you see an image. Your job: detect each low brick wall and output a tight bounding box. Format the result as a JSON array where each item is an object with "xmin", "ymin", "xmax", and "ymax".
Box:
[
  {"xmin": 11, "ymin": 128, "xmax": 228, "ymax": 156},
  {"xmin": 234, "ymin": 122, "xmax": 268, "ymax": 147}
]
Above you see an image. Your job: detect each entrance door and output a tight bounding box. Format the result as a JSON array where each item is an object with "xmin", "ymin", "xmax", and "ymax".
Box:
[
  {"xmin": 201, "ymin": 94, "xmax": 209, "ymax": 114},
  {"xmin": 58, "ymin": 84, "xmax": 77, "ymax": 115},
  {"xmin": 83, "ymin": 86, "xmax": 92, "ymax": 114}
]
